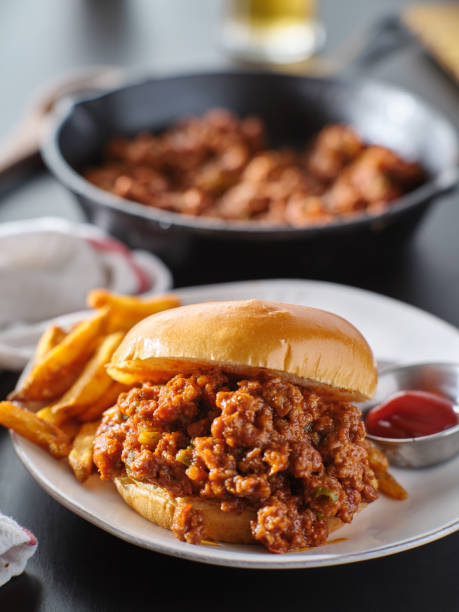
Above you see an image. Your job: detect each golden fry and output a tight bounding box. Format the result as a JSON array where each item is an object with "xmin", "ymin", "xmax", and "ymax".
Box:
[
  {"xmin": 68, "ymin": 421, "xmax": 100, "ymax": 482},
  {"xmin": 0, "ymin": 401, "xmax": 70, "ymax": 458},
  {"xmin": 59, "ymin": 419, "xmax": 81, "ymax": 441},
  {"xmin": 375, "ymin": 469, "xmax": 408, "ymax": 501},
  {"xmin": 48, "ymin": 331, "xmax": 124, "ymax": 421},
  {"xmin": 87, "ymin": 289, "xmax": 180, "ymax": 332},
  {"xmin": 12, "ymin": 308, "xmax": 110, "ymax": 402},
  {"xmin": 36, "ymin": 405, "xmax": 66, "ymax": 427},
  {"xmin": 33, "ymin": 325, "xmax": 66, "ymax": 365},
  {"xmin": 365, "ymin": 441, "xmax": 390, "ymax": 473},
  {"xmin": 37, "ymin": 410, "xmax": 92, "ymax": 435},
  {"xmin": 364, "ymin": 440, "xmax": 406, "ymax": 500},
  {"xmin": 78, "ymin": 382, "xmax": 127, "ymax": 422},
  {"xmin": 87, "ymin": 289, "xmax": 180, "ymax": 312}
]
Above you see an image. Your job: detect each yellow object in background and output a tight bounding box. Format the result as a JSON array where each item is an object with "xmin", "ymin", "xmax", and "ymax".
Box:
[
  {"xmin": 236, "ymin": 0, "xmax": 316, "ymax": 29},
  {"xmin": 223, "ymin": 0, "xmax": 324, "ymax": 64}
]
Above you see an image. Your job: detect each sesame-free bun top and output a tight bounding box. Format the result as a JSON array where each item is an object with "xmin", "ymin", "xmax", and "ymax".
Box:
[{"xmin": 108, "ymin": 300, "xmax": 377, "ymax": 401}]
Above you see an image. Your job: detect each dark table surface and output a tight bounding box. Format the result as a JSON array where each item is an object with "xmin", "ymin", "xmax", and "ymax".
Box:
[{"xmin": 1, "ymin": 1, "xmax": 459, "ymax": 611}]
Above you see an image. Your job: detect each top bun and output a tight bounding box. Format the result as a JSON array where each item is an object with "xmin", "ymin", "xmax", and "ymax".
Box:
[{"xmin": 108, "ymin": 300, "xmax": 377, "ymax": 401}]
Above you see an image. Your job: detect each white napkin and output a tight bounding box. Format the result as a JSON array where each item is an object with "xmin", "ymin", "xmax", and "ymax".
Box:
[
  {"xmin": 0, "ymin": 228, "xmax": 106, "ymax": 328},
  {"xmin": 0, "ymin": 514, "xmax": 37, "ymax": 587},
  {"xmin": 0, "ymin": 218, "xmax": 172, "ymax": 371}
]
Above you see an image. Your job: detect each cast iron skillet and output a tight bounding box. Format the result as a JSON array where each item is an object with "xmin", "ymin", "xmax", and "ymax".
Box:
[{"xmin": 41, "ymin": 71, "xmax": 458, "ymax": 254}]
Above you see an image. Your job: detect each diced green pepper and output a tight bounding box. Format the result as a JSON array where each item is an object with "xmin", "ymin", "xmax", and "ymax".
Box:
[
  {"xmin": 314, "ymin": 486, "xmax": 339, "ymax": 503},
  {"xmin": 176, "ymin": 446, "xmax": 193, "ymax": 466},
  {"xmin": 138, "ymin": 430, "xmax": 161, "ymax": 445}
]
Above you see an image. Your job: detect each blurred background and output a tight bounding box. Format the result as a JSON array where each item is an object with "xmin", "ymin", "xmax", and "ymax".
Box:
[
  {"xmin": 0, "ymin": 0, "xmax": 458, "ymax": 319},
  {"xmin": 1, "ymin": 0, "xmax": 457, "ymax": 220}
]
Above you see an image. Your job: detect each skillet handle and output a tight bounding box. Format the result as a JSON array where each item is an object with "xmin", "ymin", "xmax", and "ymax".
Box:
[
  {"xmin": 329, "ymin": 16, "xmax": 459, "ymax": 203},
  {"xmin": 333, "ymin": 15, "xmax": 415, "ymax": 76}
]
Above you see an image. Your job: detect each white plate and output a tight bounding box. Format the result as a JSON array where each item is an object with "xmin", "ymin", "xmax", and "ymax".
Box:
[{"xmin": 11, "ymin": 279, "xmax": 459, "ymax": 569}]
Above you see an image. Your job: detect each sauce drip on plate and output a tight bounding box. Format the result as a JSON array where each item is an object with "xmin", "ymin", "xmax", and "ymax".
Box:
[{"xmin": 365, "ymin": 390, "xmax": 459, "ymax": 439}]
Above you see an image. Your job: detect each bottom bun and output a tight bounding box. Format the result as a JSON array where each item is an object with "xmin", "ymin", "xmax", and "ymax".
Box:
[{"xmin": 114, "ymin": 475, "xmax": 367, "ymax": 546}]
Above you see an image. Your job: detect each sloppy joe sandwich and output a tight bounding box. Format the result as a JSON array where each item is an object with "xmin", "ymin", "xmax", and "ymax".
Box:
[{"xmin": 93, "ymin": 299, "xmax": 380, "ymax": 553}]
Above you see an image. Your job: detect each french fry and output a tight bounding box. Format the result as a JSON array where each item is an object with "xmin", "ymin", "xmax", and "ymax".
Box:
[
  {"xmin": 46, "ymin": 331, "xmax": 124, "ymax": 422},
  {"xmin": 0, "ymin": 401, "xmax": 70, "ymax": 458},
  {"xmin": 87, "ymin": 289, "xmax": 180, "ymax": 331},
  {"xmin": 68, "ymin": 421, "xmax": 100, "ymax": 482},
  {"xmin": 36, "ymin": 405, "xmax": 65, "ymax": 426},
  {"xmin": 375, "ymin": 469, "xmax": 408, "ymax": 501},
  {"xmin": 33, "ymin": 325, "xmax": 66, "ymax": 365},
  {"xmin": 12, "ymin": 308, "xmax": 110, "ymax": 402},
  {"xmin": 59, "ymin": 419, "xmax": 81, "ymax": 441},
  {"xmin": 87, "ymin": 289, "xmax": 180, "ymax": 312},
  {"xmin": 364, "ymin": 440, "xmax": 407, "ymax": 500},
  {"xmin": 365, "ymin": 441, "xmax": 390, "ymax": 473},
  {"xmin": 78, "ymin": 382, "xmax": 127, "ymax": 422}
]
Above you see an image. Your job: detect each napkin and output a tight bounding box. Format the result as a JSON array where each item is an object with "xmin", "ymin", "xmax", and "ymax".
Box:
[
  {"xmin": 0, "ymin": 514, "xmax": 37, "ymax": 587},
  {"xmin": 0, "ymin": 217, "xmax": 172, "ymax": 370}
]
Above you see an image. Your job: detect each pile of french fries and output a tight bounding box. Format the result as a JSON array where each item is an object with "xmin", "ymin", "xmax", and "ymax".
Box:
[
  {"xmin": 0, "ymin": 288, "xmax": 407, "ymax": 501},
  {"xmin": 0, "ymin": 290, "xmax": 181, "ymax": 482}
]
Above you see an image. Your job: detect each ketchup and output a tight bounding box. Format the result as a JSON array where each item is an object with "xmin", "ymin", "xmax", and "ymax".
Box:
[{"xmin": 365, "ymin": 390, "xmax": 459, "ymax": 439}]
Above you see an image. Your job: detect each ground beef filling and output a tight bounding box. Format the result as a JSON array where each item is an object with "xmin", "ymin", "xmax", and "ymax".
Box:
[{"xmin": 93, "ymin": 372, "xmax": 378, "ymax": 553}]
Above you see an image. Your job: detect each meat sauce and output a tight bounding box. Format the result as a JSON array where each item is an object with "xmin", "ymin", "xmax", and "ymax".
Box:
[
  {"xmin": 84, "ymin": 112, "xmax": 425, "ymax": 227},
  {"xmin": 366, "ymin": 390, "xmax": 459, "ymax": 439},
  {"xmin": 93, "ymin": 372, "xmax": 378, "ymax": 553}
]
